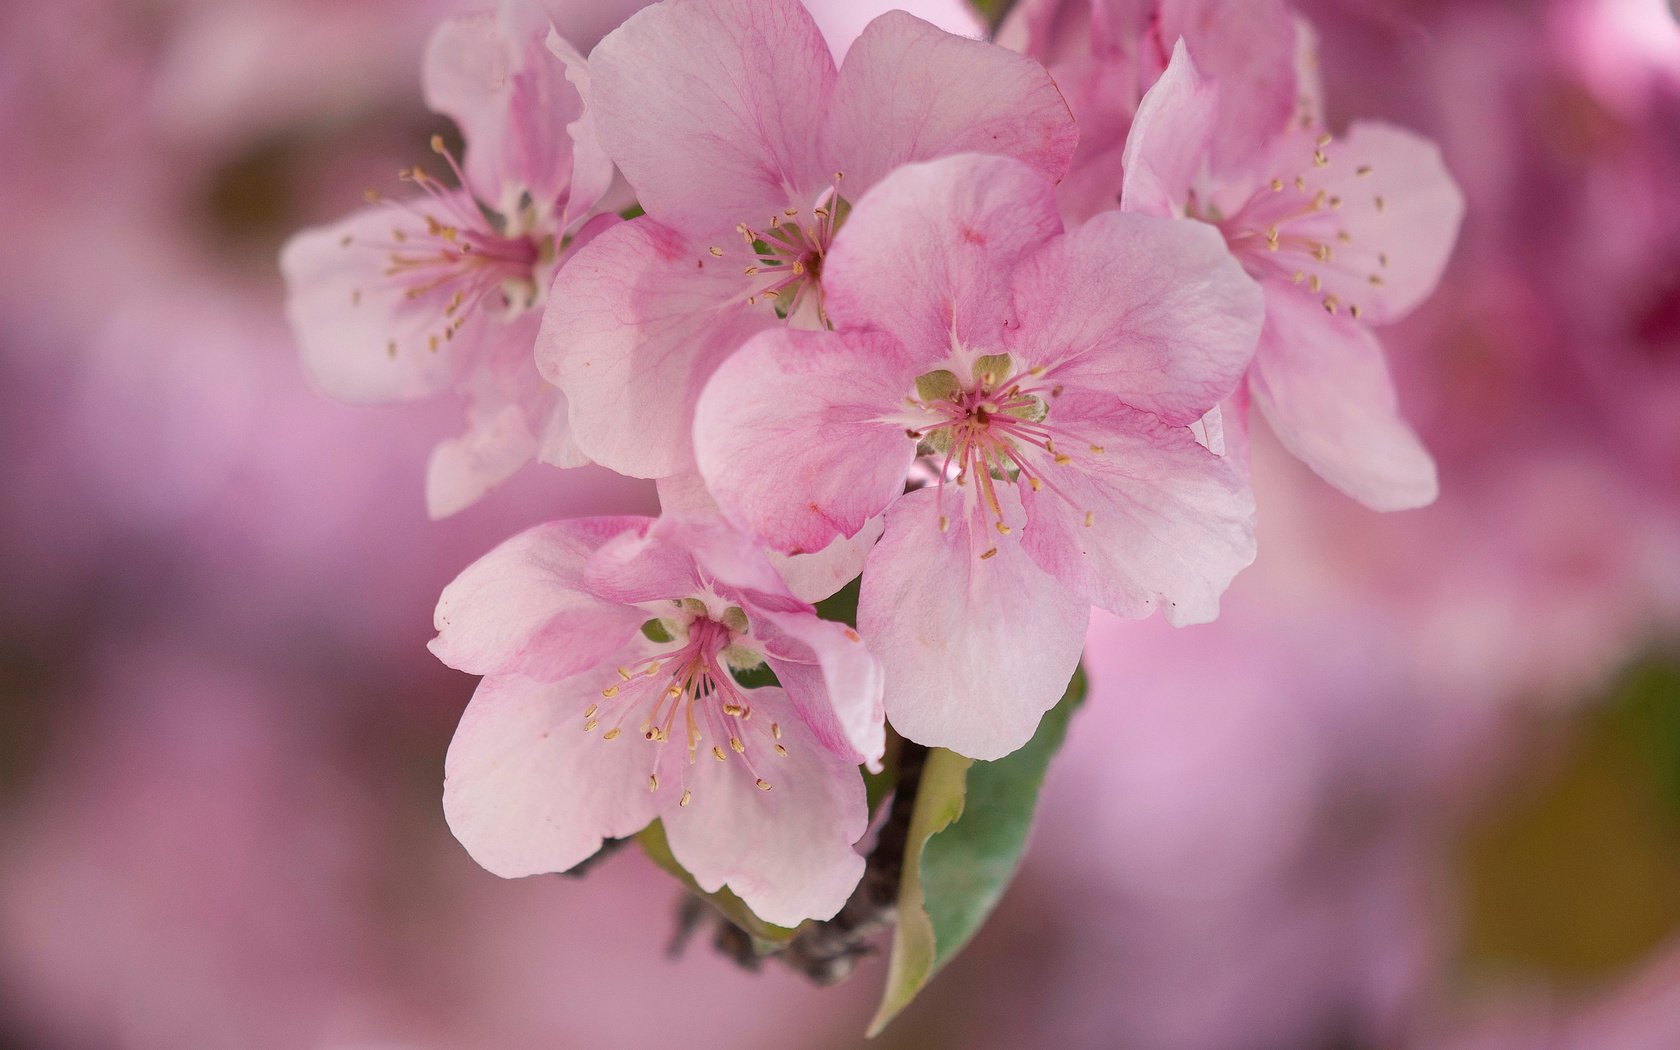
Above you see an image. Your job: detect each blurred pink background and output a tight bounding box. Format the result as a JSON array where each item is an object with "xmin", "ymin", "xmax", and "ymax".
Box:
[{"xmin": 2, "ymin": 0, "xmax": 1678, "ymax": 1047}]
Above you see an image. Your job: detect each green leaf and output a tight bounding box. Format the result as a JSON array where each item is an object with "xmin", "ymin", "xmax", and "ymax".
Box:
[
  {"xmin": 868, "ymin": 665, "xmax": 1088, "ymax": 1035},
  {"xmin": 636, "ymin": 820, "xmax": 799, "ymax": 948}
]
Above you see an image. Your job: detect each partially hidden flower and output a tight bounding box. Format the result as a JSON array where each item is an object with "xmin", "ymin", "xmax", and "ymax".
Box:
[
  {"xmin": 537, "ymin": 0, "xmax": 1080, "ymax": 479},
  {"xmin": 694, "ymin": 153, "xmax": 1263, "ymax": 760},
  {"xmin": 1122, "ymin": 41, "xmax": 1465, "ymax": 510},
  {"xmin": 280, "ymin": 0, "xmax": 614, "ymax": 518},
  {"xmin": 430, "ymin": 515, "xmax": 883, "ymax": 925},
  {"xmin": 998, "ymin": 0, "xmax": 1299, "ymax": 223}
]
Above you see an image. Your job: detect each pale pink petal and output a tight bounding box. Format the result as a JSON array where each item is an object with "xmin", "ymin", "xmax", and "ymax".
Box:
[
  {"xmin": 1119, "ymin": 38, "xmax": 1215, "ymax": 219},
  {"xmin": 859, "ymin": 488, "xmax": 1088, "ymax": 760},
  {"xmin": 694, "ymin": 328, "xmax": 918, "ymax": 555},
  {"xmin": 587, "ymin": 0, "xmax": 836, "ymax": 232},
  {"xmin": 663, "ymin": 690, "xmax": 867, "ymax": 926},
  {"xmin": 425, "ymin": 1, "xmax": 586, "ymax": 212},
  {"xmin": 1306, "ymin": 121, "xmax": 1465, "ymax": 325},
  {"xmin": 821, "ymin": 11, "xmax": 1078, "ymax": 194},
  {"xmin": 545, "ymin": 28, "xmax": 615, "ymax": 218},
  {"xmin": 1160, "ymin": 0, "xmax": 1297, "ymax": 171},
  {"xmin": 429, "ymin": 518, "xmax": 650, "ymax": 678},
  {"xmin": 534, "ymin": 394, "xmax": 590, "ymax": 469},
  {"xmin": 807, "ymin": 0, "xmax": 984, "ymax": 61},
  {"xmin": 583, "ymin": 519, "xmax": 703, "ymax": 606},
  {"xmin": 538, "ymin": 217, "xmax": 768, "ymax": 478},
  {"xmin": 1007, "ymin": 211, "xmax": 1262, "ymax": 424},
  {"xmin": 280, "ymin": 204, "xmax": 485, "ymax": 404},
  {"xmin": 1249, "ymin": 283, "xmax": 1438, "ymax": 511},
  {"xmin": 425, "ymin": 400, "xmax": 541, "ymax": 519},
  {"xmin": 444, "ymin": 673, "xmax": 662, "ymax": 878},
  {"xmin": 823, "ymin": 154, "xmax": 1063, "ymax": 356},
  {"xmin": 1018, "ymin": 392, "xmax": 1256, "ymax": 625},
  {"xmin": 754, "ymin": 609, "xmax": 885, "ymax": 768},
  {"xmin": 657, "ymin": 471, "xmax": 882, "ymax": 602},
  {"xmin": 770, "ymin": 516, "xmax": 884, "ymax": 603}
]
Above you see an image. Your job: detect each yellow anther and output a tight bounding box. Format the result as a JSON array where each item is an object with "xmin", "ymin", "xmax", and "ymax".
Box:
[
  {"xmin": 603, "ymin": 728, "xmax": 622, "ymax": 741},
  {"xmin": 1356, "ymin": 165, "xmax": 1374, "ymax": 178},
  {"xmin": 1084, "ymin": 511, "xmax": 1095, "ymax": 528},
  {"xmin": 648, "ymin": 775, "xmax": 659, "ymax": 792},
  {"xmin": 775, "ymin": 745, "xmax": 788, "ymax": 756},
  {"xmin": 679, "ymin": 790, "xmax": 692, "ymax": 807},
  {"xmin": 771, "ymin": 723, "xmax": 782, "ymax": 740},
  {"xmin": 1270, "ymin": 178, "xmax": 1284, "ymax": 192},
  {"xmin": 602, "ymin": 685, "xmax": 620, "ymax": 698},
  {"xmin": 583, "ymin": 719, "xmax": 599, "ymax": 732},
  {"xmin": 584, "ymin": 704, "xmax": 598, "ymax": 719},
  {"xmin": 980, "ymin": 547, "xmax": 999, "ymax": 561},
  {"xmin": 996, "ymin": 522, "xmax": 1011, "ymax": 536},
  {"xmin": 755, "ymin": 778, "xmax": 772, "ymax": 791},
  {"xmin": 709, "ymin": 246, "xmax": 724, "ymax": 257},
  {"xmin": 712, "ymin": 746, "xmax": 726, "ymax": 762},
  {"xmin": 729, "ymin": 737, "xmax": 746, "ymax": 754}
]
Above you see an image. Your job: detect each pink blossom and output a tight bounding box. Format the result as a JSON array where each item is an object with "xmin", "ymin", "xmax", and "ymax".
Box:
[
  {"xmin": 537, "ymin": 0, "xmax": 1079, "ymax": 479},
  {"xmin": 998, "ymin": 0, "xmax": 1299, "ymax": 222},
  {"xmin": 429, "ymin": 515, "xmax": 882, "ymax": 925},
  {"xmin": 694, "ymin": 153, "xmax": 1262, "ymax": 759},
  {"xmin": 1121, "ymin": 41, "xmax": 1465, "ymax": 511},
  {"xmin": 280, "ymin": 0, "xmax": 615, "ymax": 518}
]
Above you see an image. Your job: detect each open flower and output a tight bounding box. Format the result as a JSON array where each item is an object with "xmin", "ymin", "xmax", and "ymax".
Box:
[
  {"xmin": 429, "ymin": 515, "xmax": 882, "ymax": 925},
  {"xmin": 694, "ymin": 153, "xmax": 1262, "ymax": 759},
  {"xmin": 280, "ymin": 0, "xmax": 614, "ymax": 517},
  {"xmin": 537, "ymin": 0, "xmax": 1080, "ymax": 479},
  {"xmin": 998, "ymin": 0, "xmax": 1299, "ymax": 223},
  {"xmin": 1122, "ymin": 41, "xmax": 1465, "ymax": 510}
]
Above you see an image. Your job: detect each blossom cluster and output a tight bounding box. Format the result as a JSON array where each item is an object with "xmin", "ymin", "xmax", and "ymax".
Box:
[{"xmin": 282, "ymin": 0, "xmax": 1462, "ymax": 932}]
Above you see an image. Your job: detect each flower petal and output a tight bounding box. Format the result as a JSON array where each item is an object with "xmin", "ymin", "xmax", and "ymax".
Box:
[
  {"xmin": 771, "ymin": 516, "xmax": 884, "ymax": 603},
  {"xmin": 1160, "ymin": 0, "xmax": 1297, "ymax": 171},
  {"xmin": 1249, "ymin": 283, "xmax": 1438, "ymax": 511},
  {"xmin": 859, "ymin": 488, "xmax": 1088, "ymax": 760},
  {"xmin": 823, "ymin": 154, "xmax": 1063, "ymax": 357},
  {"xmin": 443, "ymin": 673, "xmax": 662, "ymax": 878},
  {"xmin": 821, "ymin": 11, "xmax": 1078, "ymax": 194},
  {"xmin": 1018, "ymin": 392, "xmax": 1257, "ymax": 626},
  {"xmin": 1307, "ymin": 121, "xmax": 1465, "ymax": 325},
  {"xmin": 588, "ymin": 0, "xmax": 836, "ymax": 231},
  {"xmin": 430, "ymin": 518, "xmax": 650, "ymax": 678},
  {"xmin": 755, "ymin": 608, "xmax": 886, "ymax": 769},
  {"xmin": 538, "ymin": 217, "xmax": 769, "ymax": 478},
  {"xmin": 280, "ymin": 203, "xmax": 485, "ymax": 405},
  {"xmin": 1119, "ymin": 38, "xmax": 1216, "ymax": 219},
  {"xmin": 664, "ymin": 689, "xmax": 867, "ymax": 926},
  {"xmin": 1008, "ymin": 211, "xmax": 1262, "ymax": 425},
  {"xmin": 425, "ymin": 399, "xmax": 541, "ymax": 519},
  {"xmin": 694, "ymin": 327, "xmax": 918, "ymax": 555}
]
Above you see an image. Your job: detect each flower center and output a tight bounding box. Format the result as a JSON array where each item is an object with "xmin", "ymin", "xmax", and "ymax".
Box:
[
  {"xmin": 906, "ymin": 353, "xmax": 1101, "ymax": 558},
  {"xmin": 582, "ymin": 603, "xmax": 785, "ymax": 806},
  {"xmin": 348, "ymin": 137, "xmax": 556, "ymax": 359},
  {"xmin": 717, "ymin": 173, "xmax": 849, "ymax": 325}
]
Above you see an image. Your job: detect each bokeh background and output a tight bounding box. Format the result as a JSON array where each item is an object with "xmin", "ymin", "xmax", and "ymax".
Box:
[{"xmin": 2, "ymin": 0, "xmax": 1678, "ymax": 1047}]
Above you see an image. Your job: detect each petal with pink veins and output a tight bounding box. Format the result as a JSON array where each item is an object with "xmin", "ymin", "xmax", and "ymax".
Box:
[
  {"xmin": 663, "ymin": 690, "xmax": 867, "ymax": 926},
  {"xmin": 587, "ymin": 0, "xmax": 836, "ymax": 232},
  {"xmin": 1248, "ymin": 283, "xmax": 1438, "ymax": 511},
  {"xmin": 823, "ymin": 154, "xmax": 1063, "ymax": 357},
  {"xmin": 860, "ymin": 488, "xmax": 1088, "ymax": 760},
  {"xmin": 694, "ymin": 328, "xmax": 919, "ymax": 555},
  {"xmin": 443, "ymin": 673, "xmax": 664, "ymax": 878},
  {"xmin": 1008, "ymin": 210, "xmax": 1262, "ymax": 425},
  {"xmin": 1017, "ymin": 392, "xmax": 1256, "ymax": 625},
  {"xmin": 430, "ymin": 518, "xmax": 650, "ymax": 678},
  {"xmin": 538, "ymin": 217, "xmax": 769, "ymax": 478},
  {"xmin": 820, "ymin": 11, "xmax": 1079, "ymax": 194}
]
